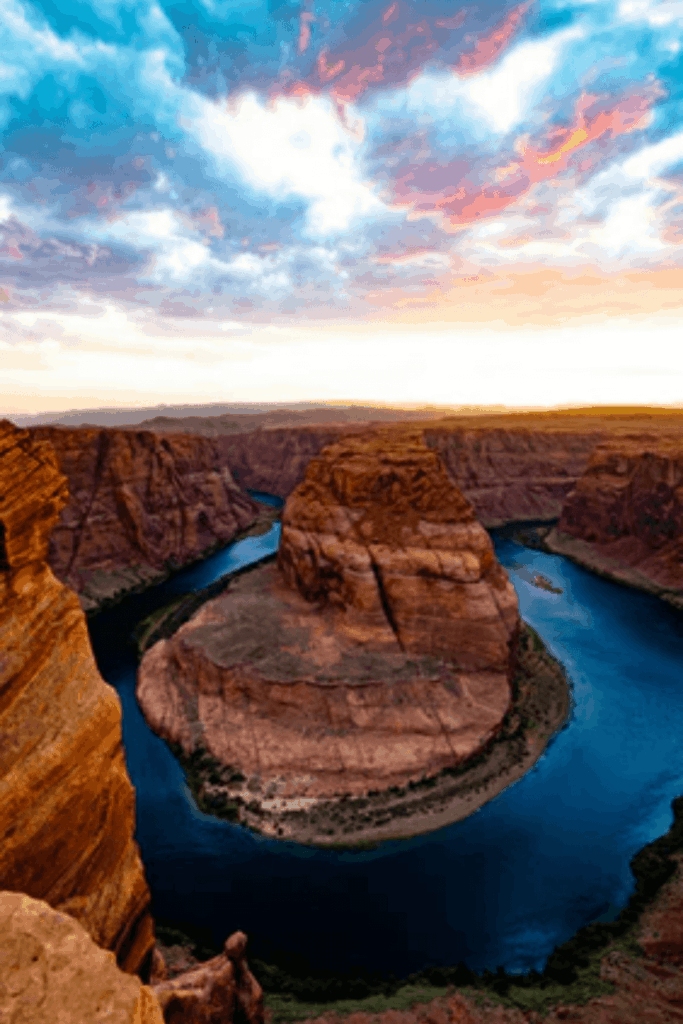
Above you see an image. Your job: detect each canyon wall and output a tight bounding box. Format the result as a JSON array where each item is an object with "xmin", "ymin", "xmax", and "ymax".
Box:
[
  {"xmin": 0, "ymin": 419, "xmax": 155, "ymax": 975},
  {"xmin": 215, "ymin": 422, "xmax": 603, "ymax": 526},
  {"xmin": 546, "ymin": 433, "xmax": 683, "ymax": 606},
  {"xmin": 214, "ymin": 425, "xmax": 364, "ymax": 497},
  {"xmin": 27, "ymin": 426, "xmax": 259, "ymax": 613},
  {"xmin": 423, "ymin": 426, "xmax": 604, "ymax": 526}
]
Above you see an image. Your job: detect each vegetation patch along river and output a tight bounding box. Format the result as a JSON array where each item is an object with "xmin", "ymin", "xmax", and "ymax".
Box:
[{"xmin": 150, "ymin": 616, "xmax": 570, "ymax": 846}]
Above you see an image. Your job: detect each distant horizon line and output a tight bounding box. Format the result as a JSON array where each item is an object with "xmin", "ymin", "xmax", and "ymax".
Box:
[{"xmin": 5, "ymin": 399, "xmax": 683, "ymax": 424}]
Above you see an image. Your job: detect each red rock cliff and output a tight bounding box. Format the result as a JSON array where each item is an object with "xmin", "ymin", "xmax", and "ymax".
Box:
[
  {"xmin": 216, "ymin": 422, "xmax": 602, "ymax": 526},
  {"xmin": 27, "ymin": 426, "xmax": 259, "ymax": 612},
  {"xmin": 546, "ymin": 433, "xmax": 683, "ymax": 605},
  {"xmin": 423, "ymin": 426, "xmax": 603, "ymax": 526},
  {"xmin": 0, "ymin": 419, "xmax": 155, "ymax": 975}
]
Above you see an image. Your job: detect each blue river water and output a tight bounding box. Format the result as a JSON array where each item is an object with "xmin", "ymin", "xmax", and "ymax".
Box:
[{"xmin": 87, "ymin": 496, "xmax": 683, "ymax": 980}]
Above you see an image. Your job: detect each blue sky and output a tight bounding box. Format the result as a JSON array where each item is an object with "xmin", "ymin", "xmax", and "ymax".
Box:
[{"xmin": 2, "ymin": 0, "xmax": 683, "ymax": 413}]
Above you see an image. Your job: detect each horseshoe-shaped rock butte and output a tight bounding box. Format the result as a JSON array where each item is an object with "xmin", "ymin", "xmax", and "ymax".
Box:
[{"xmin": 137, "ymin": 431, "xmax": 568, "ymax": 844}]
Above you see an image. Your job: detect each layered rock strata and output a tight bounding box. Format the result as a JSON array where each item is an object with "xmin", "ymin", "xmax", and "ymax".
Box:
[
  {"xmin": 27, "ymin": 425, "xmax": 259, "ymax": 613},
  {"xmin": 0, "ymin": 420, "xmax": 155, "ymax": 974},
  {"xmin": 423, "ymin": 426, "xmax": 603, "ymax": 527},
  {"xmin": 137, "ymin": 433, "xmax": 522, "ymax": 841},
  {"xmin": 214, "ymin": 422, "xmax": 602, "ymax": 526},
  {"xmin": 0, "ymin": 891, "xmax": 164, "ymax": 1024},
  {"xmin": 546, "ymin": 434, "xmax": 683, "ymax": 607},
  {"xmin": 214, "ymin": 425, "xmax": 364, "ymax": 497}
]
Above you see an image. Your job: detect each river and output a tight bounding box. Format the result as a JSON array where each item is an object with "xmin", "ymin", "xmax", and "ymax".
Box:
[{"xmin": 86, "ymin": 495, "xmax": 683, "ymax": 980}]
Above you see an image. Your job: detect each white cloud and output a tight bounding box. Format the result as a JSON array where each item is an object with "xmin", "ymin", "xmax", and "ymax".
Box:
[
  {"xmin": 193, "ymin": 91, "xmax": 386, "ymax": 235},
  {"xmin": 400, "ymin": 26, "xmax": 583, "ymax": 135},
  {"xmin": 618, "ymin": 0, "xmax": 683, "ymax": 25}
]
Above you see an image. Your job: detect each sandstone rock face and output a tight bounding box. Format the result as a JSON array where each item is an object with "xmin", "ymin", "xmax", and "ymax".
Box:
[
  {"xmin": 214, "ymin": 425, "xmax": 364, "ymax": 497},
  {"xmin": 423, "ymin": 426, "xmax": 603, "ymax": 527},
  {"xmin": 278, "ymin": 431, "xmax": 519, "ymax": 671},
  {"xmin": 215, "ymin": 422, "xmax": 602, "ymax": 527},
  {"xmin": 0, "ymin": 891, "xmax": 163, "ymax": 1024},
  {"xmin": 0, "ymin": 420, "xmax": 155, "ymax": 974},
  {"xmin": 150, "ymin": 930, "xmax": 264, "ymax": 1024},
  {"xmin": 137, "ymin": 433, "xmax": 519, "ymax": 838},
  {"xmin": 27, "ymin": 426, "xmax": 259, "ymax": 612},
  {"xmin": 547, "ymin": 434, "xmax": 683, "ymax": 605}
]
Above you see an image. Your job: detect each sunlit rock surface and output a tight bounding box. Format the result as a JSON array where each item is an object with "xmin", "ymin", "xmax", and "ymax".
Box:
[
  {"xmin": 0, "ymin": 891, "xmax": 163, "ymax": 1024},
  {"xmin": 0, "ymin": 419, "xmax": 155, "ymax": 974}
]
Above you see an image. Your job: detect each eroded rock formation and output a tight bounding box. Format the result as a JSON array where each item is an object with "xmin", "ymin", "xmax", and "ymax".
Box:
[
  {"xmin": 137, "ymin": 432, "xmax": 521, "ymax": 841},
  {"xmin": 277, "ymin": 431, "xmax": 519, "ymax": 669},
  {"xmin": 214, "ymin": 425, "xmax": 364, "ymax": 497},
  {"xmin": 546, "ymin": 434, "xmax": 683, "ymax": 606},
  {"xmin": 0, "ymin": 419, "xmax": 155, "ymax": 974},
  {"xmin": 0, "ymin": 891, "xmax": 164, "ymax": 1024},
  {"xmin": 27, "ymin": 425, "xmax": 259, "ymax": 613},
  {"xmin": 150, "ymin": 930, "xmax": 264, "ymax": 1024}
]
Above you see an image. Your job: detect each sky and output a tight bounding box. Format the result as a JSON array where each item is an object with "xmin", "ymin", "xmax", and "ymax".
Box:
[{"xmin": 1, "ymin": 0, "xmax": 683, "ymax": 414}]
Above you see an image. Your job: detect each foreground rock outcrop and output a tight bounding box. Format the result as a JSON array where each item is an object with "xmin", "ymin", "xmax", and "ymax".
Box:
[
  {"xmin": 0, "ymin": 891, "xmax": 164, "ymax": 1024},
  {"xmin": 0, "ymin": 891, "xmax": 265, "ymax": 1024},
  {"xmin": 134, "ymin": 432, "xmax": 565, "ymax": 844},
  {"xmin": 546, "ymin": 434, "xmax": 683, "ymax": 607},
  {"xmin": 0, "ymin": 420, "xmax": 154, "ymax": 974},
  {"xmin": 27, "ymin": 425, "xmax": 259, "ymax": 613}
]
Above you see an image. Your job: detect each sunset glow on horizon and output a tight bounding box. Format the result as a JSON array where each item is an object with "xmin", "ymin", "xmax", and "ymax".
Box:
[{"xmin": 1, "ymin": 0, "xmax": 683, "ymax": 415}]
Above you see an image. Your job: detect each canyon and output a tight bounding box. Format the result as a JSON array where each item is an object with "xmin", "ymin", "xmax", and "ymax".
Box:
[
  {"xmin": 135, "ymin": 431, "xmax": 571, "ymax": 844},
  {"xmin": 27, "ymin": 425, "xmax": 259, "ymax": 613},
  {"xmin": 0, "ymin": 419, "xmax": 155, "ymax": 976},
  {"xmin": 4, "ymin": 405, "xmax": 683, "ymax": 1023},
  {"xmin": 213, "ymin": 418, "xmax": 603, "ymax": 525}
]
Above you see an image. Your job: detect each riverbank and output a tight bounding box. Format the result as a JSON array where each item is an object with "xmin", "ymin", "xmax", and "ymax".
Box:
[
  {"xmin": 508, "ymin": 522, "xmax": 683, "ymax": 611},
  {"xmin": 544, "ymin": 528, "xmax": 683, "ymax": 611},
  {"xmin": 154, "ymin": 792, "xmax": 683, "ymax": 1023},
  {"xmin": 162, "ymin": 619, "xmax": 571, "ymax": 847}
]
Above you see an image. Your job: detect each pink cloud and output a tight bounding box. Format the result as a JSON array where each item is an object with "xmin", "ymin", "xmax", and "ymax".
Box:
[
  {"xmin": 192, "ymin": 206, "xmax": 225, "ymax": 239},
  {"xmin": 385, "ymin": 84, "xmax": 665, "ymax": 228},
  {"xmin": 455, "ymin": 2, "xmax": 529, "ymax": 76}
]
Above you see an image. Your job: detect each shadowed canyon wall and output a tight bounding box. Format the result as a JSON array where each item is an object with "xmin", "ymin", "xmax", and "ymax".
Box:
[
  {"xmin": 27, "ymin": 426, "xmax": 259, "ymax": 613},
  {"xmin": 214, "ymin": 422, "xmax": 604, "ymax": 526},
  {"xmin": 546, "ymin": 433, "xmax": 683, "ymax": 607},
  {"xmin": 0, "ymin": 419, "xmax": 155, "ymax": 976}
]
